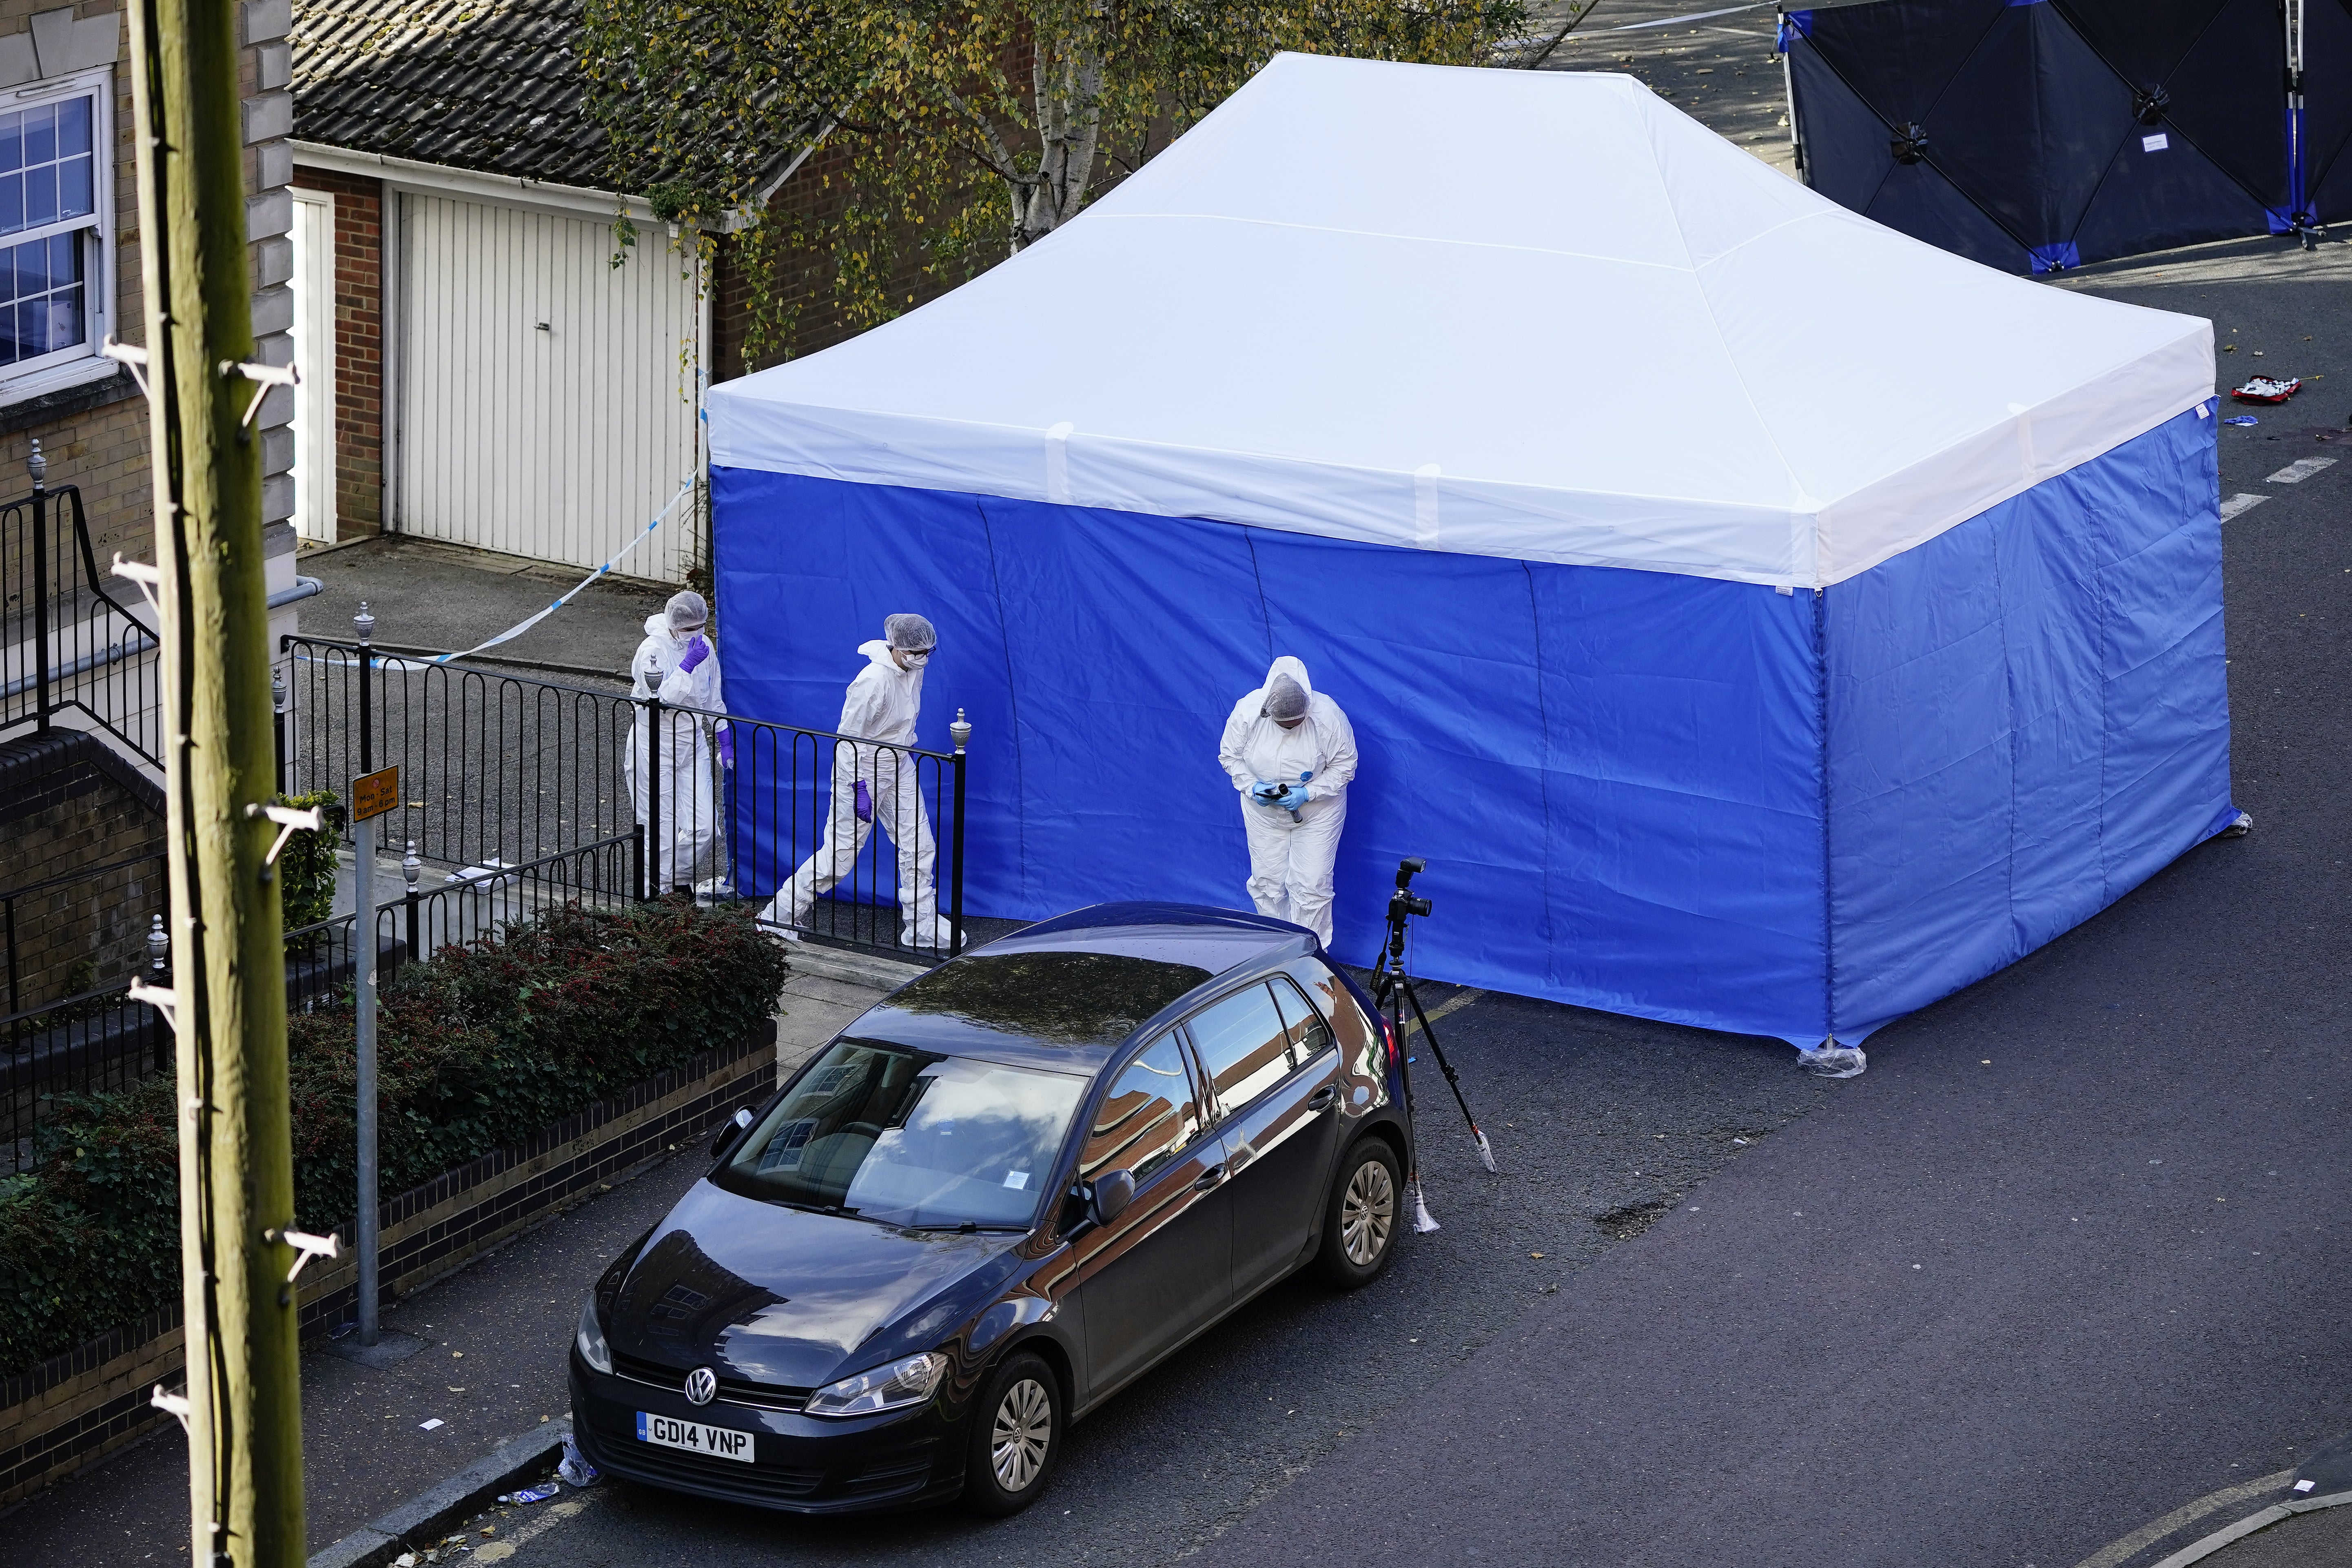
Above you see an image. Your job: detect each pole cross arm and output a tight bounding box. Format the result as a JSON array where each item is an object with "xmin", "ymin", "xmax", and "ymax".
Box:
[
  {"xmin": 102, "ymin": 335, "xmax": 152, "ymax": 398},
  {"xmin": 246, "ymin": 801, "xmax": 324, "ymax": 869},
  {"xmin": 111, "ymin": 554, "xmax": 163, "ymax": 618},
  {"xmin": 263, "ymin": 1228, "xmax": 340, "ymax": 1283},
  {"xmin": 218, "ymin": 357, "xmax": 299, "ymax": 430},
  {"xmin": 150, "ymin": 1384, "xmax": 192, "ymax": 1435},
  {"xmin": 127, "ymin": 977, "xmax": 177, "ymax": 1030}
]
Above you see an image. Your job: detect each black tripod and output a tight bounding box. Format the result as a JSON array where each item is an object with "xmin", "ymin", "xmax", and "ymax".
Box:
[{"xmin": 1368, "ymin": 858, "xmax": 1498, "ymax": 1179}]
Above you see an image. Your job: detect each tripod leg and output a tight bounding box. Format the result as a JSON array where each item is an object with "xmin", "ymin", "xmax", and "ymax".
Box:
[{"xmin": 1400, "ymin": 978, "xmax": 1498, "ymax": 1174}]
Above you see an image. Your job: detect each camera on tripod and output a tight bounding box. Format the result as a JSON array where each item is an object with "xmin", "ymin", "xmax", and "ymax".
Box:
[{"xmin": 1388, "ymin": 856, "xmax": 1432, "ymax": 921}]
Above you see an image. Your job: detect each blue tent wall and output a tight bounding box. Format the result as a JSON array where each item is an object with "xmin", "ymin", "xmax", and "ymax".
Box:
[
  {"xmin": 712, "ymin": 470, "xmax": 1832, "ymax": 1040},
  {"xmin": 712, "ymin": 406, "xmax": 2231, "ymax": 1045},
  {"xmin": 1824, "ymin": 403, "xmax": 2234, "ymax": 1037}
]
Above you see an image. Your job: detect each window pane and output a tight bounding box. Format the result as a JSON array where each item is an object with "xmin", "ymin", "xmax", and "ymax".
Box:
[
  {"xmin": 1082, "ymin": 1033, "xmax": 1198, "ymax": 1183},
  {"xmin": 0, "ymin": 96, "xmax": 100, "ymax": 240},
  {"xmin": 60, "ymin": 153, "xmax": 91, "ymax": 220},
  {"xmin": 57, "ymin": 97, "xmax": 89, "ymax": 157},
  {"xmin": 1270, "ymin": 976, "xmax": 1334, "ymax": 1067},
  {"xmin": 1187, "ymin": 984, "xmax": 1292, "ymax": 1114},
  {"xmin": 23, "ymin": 107, "xmax": 53, "ymax": 169},
  {"xmin": 24, "ymin": 164, "xmax": 54, "ymax": 228}
]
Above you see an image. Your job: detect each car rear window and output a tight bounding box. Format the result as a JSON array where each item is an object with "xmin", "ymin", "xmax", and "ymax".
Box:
[
  {"xmin": 715, "ymin": 1039, "xmax": 1088, "ymax": 1229},
  {"xmin": 885, "ymin": 950, "xmax": 1212, "ymax": 1046}
]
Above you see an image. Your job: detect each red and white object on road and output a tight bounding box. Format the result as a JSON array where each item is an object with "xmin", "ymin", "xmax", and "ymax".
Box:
[{"xmin": 2231, "ymin": 375, "xmax": 2302, "ymax": 403}]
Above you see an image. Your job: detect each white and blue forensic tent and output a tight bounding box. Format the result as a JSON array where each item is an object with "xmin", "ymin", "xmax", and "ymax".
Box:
[{"xmin": 707, "ymin": 52, "xmax": 2237, "ymax": 1047}]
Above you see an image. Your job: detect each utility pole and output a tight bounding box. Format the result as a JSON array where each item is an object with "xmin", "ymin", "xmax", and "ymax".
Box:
[{"xmin": 124, "ymin": 0, "xmax": 307, "ymax": 1557}]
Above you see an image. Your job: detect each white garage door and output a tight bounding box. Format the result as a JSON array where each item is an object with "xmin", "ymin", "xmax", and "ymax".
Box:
[{"xmin": 395, "ymin": 192, "xmax": 702, "ymax": 582}]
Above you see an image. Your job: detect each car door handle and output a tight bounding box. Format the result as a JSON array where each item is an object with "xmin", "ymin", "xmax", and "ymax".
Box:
[
  {"xmin": 1194, "ymin": 1164, "xmax": 1229, "ymax": 1192},
  {"xmin": 1306, "ymin": 1085, "xmax": 1339, "ymax": 1112}
]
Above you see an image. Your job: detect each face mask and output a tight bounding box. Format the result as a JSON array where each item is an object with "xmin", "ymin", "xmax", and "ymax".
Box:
[{"xmin": 899, "ymin": 650, "xmax": 931, "ymax": 667}]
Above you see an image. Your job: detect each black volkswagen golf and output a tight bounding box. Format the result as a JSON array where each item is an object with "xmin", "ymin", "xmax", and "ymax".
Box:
[{"xmin": 568, "ymin": 902, "xmax": 1410, "ymax": 1517}]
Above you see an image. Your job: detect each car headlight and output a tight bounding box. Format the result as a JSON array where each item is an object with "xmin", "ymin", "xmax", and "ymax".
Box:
[
  {"xmin": 576, "ymin": 1292, "xmax": 613, "ymax": 1374},
  {"xmin": 804, "ymin": 1351, "xmax": 948, "ymax": 1418}
]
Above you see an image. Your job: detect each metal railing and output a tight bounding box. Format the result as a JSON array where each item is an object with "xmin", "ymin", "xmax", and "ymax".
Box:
[
  {"xmin": 0, "ymin": 441, "xmax": 162, "ymax": 769},
  {"xmin": 279, "ymin": 628, "xmax": 972, "ymax": 963},
  {"xmin": 2, "ymin": 850, "xmax": 169, "ymax": 1020}
]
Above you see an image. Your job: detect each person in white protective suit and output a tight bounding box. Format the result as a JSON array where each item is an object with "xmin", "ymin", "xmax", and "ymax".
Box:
[
  {"xmin": 627, "ymin": 590, "xmax": 733, "ymax": 896},
  {"xmin": 760, "ymin": 614, "xmax": 942, "ymax": 945},
  {"xmin": 1219, "ymin": 656, "xmax": 1359, "ymax": 947}
]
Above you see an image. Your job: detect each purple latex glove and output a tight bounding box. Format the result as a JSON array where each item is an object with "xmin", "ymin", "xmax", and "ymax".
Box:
[
  {"xmin": 716, "ymin": 726, "xmax": 734, "ymax": 769},
  {"xmin": 853, "ymin": 779, "xmax": 873, "ymax": 823},
  {"xmin": 676, "ymin": 634, "xmax": 711, "ymax": 673}
]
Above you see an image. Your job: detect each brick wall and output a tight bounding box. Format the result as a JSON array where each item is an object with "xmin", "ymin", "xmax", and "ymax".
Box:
[
  {"xmin": 711, "ymin": 135, "xmax": 975, "ymax": 380},
  {"xmin": 0, "ymin": 2, "xmax": 149, "ymax": 559},
  {"xmin": 0, "ymin": 730, "xmax": 165, "ymax": 1011},
  {"xmin": 293, "ymin": 166, "xmax": 386, "ymax": 534}
]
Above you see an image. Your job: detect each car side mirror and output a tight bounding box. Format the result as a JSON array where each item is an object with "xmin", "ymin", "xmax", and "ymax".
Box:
[
  {"xmin": 1091, "ymin": 1169, "xmax": 1135, "ymax": 1226},
  {"xmin": 711, "ymin": 1106, "xmax": 754, "ymax": 1160}
]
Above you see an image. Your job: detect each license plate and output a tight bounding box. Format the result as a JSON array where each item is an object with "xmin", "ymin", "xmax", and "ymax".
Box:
[{"xmin": 636, "ymin": 1411, "xmax": 754, "ymax": 1462}]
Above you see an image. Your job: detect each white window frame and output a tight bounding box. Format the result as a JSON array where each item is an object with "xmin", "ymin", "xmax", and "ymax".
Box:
[{"xmin": 0, "ymin": 63, "xmax": 114, "ymax": 400}]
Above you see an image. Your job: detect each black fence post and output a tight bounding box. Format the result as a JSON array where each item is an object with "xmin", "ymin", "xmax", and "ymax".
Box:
[
  {"xmin": 948, "ymin": 708, "xmax": 971, "ymax": 958},
  {"xmin": 643, "ymin": 694, "xmax": 662, "ymax": 901},
  {"xmin": 632, "ymin": 822, "xmax": 646, "ymax": 905},
  {"xmin": 272, "ymin": 662, "xmax": 288, "ymax": 796},
  {"xmin": 28, "ymin": 439, "xmax": 49, "ymax": 732},
  {"xmin": 403, "ymin": 838, "xmax": 421, "ymax": 974}
]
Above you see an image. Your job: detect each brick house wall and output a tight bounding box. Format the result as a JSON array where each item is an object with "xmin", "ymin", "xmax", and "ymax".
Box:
[
  {"xmin": 291, "ymin": 165, "xmax": 384, "ymax": 533},
  {"xmin": 710, "ymin": 135, "xmax": 972, "ymax": 382},
  {"xmin": 0, "ymin": 730, "xmax": 165, "ymax": 1012},
  {"xmin": 0, "ymin": 2, "xmax": 148, "ymax": 560}
]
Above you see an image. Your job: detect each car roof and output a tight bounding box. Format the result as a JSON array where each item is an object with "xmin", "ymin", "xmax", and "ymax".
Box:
[{"xmin": 842, "ymin": 903, "xmax": 1317, "ymax": 1073}]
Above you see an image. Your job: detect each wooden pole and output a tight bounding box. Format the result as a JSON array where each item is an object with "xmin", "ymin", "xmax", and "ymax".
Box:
[{"xmin": 124, "ymin": 0, "xmax": 306, "ymax": 1558}]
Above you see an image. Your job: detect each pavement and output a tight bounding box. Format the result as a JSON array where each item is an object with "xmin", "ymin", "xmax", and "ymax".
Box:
[{"xmin": 296, "ymin": 533, "xmax": 669, "ymax": 684}]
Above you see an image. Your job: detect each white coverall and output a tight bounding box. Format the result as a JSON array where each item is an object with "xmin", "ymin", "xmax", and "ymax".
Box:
[
  {"xmin": 760, "ymin": 639, "xmax": 941, "ymax": 945},
  {"xmin": 1218, "ymin": 656, "xmax": 1359, "ymax": 946},
  {"xmin": 626, "ymin": 614, "xmax": 727, "ymax": 893}
]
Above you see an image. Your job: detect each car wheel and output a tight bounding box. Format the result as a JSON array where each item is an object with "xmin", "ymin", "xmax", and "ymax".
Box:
[
  {"xmin": 1315, "ymin": 1136, "xmax": 1402, "ymax": 1289},
  {"xmin": 962, "ymin": 1351, "xmax": 1061, "ymax": 1516}
]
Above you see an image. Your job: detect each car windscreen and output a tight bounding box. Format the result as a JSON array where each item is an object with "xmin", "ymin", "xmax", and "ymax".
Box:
[{"xmin": 713, "ymin": 1039, "xmax": 1088, "ymax": 1229}]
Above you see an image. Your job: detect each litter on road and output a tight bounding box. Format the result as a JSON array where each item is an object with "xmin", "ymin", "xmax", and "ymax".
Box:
[
  {"xmin": 497, "ymin": 1482, "xmax": 560, "ymax": 1504},
  {"xmin": 418, "ymin": 1418, "xmax": 445, "ymax": 1430},
  {"xmin": 2224, "ymin": 415, "xmax": 2260, "ymax": 425},
  {"xmin": 2233, "ymin": 375, "xmax": 2303, "ymax": 402}
]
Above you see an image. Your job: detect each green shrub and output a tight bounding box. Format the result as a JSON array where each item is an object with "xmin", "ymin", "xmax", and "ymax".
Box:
[
  {"xmin": 278, "ymin": 789, "xmax": 347, "ymax": 934},
  {"xmin": 0, "ymin": 902, "xmax": 789, "ymax": 1377}
]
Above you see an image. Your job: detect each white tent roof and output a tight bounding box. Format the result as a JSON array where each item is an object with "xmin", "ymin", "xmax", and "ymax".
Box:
[{"xmin": 707, "ymin": 53, "xmax": 2213, "ymax": 589}]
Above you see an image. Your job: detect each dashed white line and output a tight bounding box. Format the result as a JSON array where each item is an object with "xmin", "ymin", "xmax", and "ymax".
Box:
[
  {"xmin": 2265, "ymin": 455, "xmax": 2338, "ymax": 484},
  {"xmin": 2219, "ymin": 493, "xmax": 2270, "ymax": 522}
]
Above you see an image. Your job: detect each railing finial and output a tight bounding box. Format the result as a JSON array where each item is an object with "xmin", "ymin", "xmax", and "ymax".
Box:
[{"xmin": 26, "ymin": 435, "xmax": 44, "ymax": 490}]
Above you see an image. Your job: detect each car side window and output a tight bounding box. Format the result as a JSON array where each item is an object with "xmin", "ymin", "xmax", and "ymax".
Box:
[
  {"xmin": 1080, "ymin": 1032, "xmax": 1200, "ymax": 1184},
  {"xmin": 1269, "ymin": 976, "xmax": 1334, "ymax": 1067},
  {"xmin": 1186, "ymin": 983, "xmax": 1292, "ymax": 1118},
  {"xmin": 1288, "ymin": 958, "xmax": 1377, "ymax": 1077}
]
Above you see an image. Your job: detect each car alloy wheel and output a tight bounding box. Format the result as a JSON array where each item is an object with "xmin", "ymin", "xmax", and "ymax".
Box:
[
  {"xmin": 1341, "ymin": 1157, "xmax": 1395, "ymax": 1266},
  {"xmin": 990, "ymin": 1377, "xmax": 1052, "ymax": 1492}
]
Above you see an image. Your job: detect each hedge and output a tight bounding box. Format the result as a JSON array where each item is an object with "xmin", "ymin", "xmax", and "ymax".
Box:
[{"xmin": 0, "ymin": 902, "xmax": 791, "ymax": 1379}]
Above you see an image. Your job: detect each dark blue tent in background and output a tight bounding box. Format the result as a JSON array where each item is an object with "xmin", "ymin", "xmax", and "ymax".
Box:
[{"xmin": 1782, "ymin": 0, "xmax": 2348, "ymax": 272}]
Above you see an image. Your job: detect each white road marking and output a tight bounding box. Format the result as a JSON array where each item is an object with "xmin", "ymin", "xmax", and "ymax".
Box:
[
  {"xmin": 2266, "ymin": 455, "xmax": 2339, "ymax": 484},
  {"xmin": 2219, "ymin": 493, "xmax": 2270, "ymax": 522}
]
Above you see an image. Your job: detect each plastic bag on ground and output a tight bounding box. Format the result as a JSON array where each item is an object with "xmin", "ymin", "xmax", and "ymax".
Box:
[
  {"xmin": 1796, "ymin": 1042, "xmax": 1867, "ymax": 1078},
  {"xmin": 557, "ymin": 1431, "xmax": 599, "ymax": 1487}
]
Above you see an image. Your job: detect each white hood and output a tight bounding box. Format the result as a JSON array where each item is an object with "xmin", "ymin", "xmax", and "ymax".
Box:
[
  {"xmin": 1261, "ymin": 655, "xmax": 1313, "ymax": 709},
  {"xmin": 644, "ymin": 614, "xmax": 670, "ymax": 638},
  {"xmin": 860, "ymin": 639, "xmax": 899, "ymax": 668}
]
